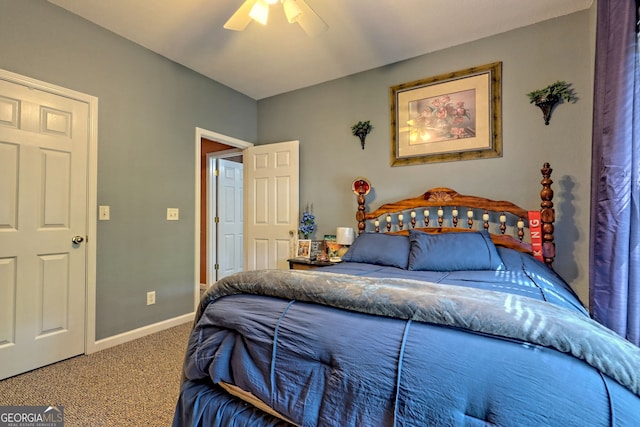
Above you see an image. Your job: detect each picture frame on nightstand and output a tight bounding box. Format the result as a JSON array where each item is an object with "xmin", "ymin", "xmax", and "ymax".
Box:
[
  {"xmin": 296, "ymin": 239, "xmax": 311, "ymax": 258},
  {"xmin": 309, "ymin": 240, "xmax": 324, "ymax": 261}
]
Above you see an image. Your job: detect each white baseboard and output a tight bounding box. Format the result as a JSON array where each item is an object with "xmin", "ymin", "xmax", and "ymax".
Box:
[{"xmin": 88, "ymin": 312, "xmax": 195, "ymax": 354}]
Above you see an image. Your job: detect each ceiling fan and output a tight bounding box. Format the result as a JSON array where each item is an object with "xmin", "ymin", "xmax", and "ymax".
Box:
[{"xmin": 224, "ymin": 0, "xmax": 328, "ymax": 37}]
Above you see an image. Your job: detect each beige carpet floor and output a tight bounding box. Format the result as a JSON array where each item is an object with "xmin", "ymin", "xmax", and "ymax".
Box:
[{"xmin": 0, "ymin": 322, "xmax": 192, "ymax": 426}]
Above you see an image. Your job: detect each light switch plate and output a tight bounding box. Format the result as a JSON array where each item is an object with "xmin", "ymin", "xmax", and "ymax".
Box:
[
  {"xmin": 167, "ymin": 208, "xmax": 179, "ymax": 221},
  {"xmin": 99, "ymin": 205, "xmax": 110, "ymax": 220}
]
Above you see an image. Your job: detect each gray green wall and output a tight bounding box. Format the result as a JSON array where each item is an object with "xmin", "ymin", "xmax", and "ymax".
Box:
[
  {"xmin": 0, "ymin": 0, "xmax": 257, "ymax": 339},
  {"xmin": 258, "ymin": 8, "xmax": 595, "ymax": 304}
]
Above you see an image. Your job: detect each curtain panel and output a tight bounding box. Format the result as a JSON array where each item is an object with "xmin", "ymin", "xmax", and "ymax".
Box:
[{"xmin": 590, "ymin": 0, "xmax": 640, "ymax": 345}]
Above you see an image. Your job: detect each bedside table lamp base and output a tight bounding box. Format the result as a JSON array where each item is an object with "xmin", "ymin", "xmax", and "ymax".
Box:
[{"xmin": 334, "ymin": 227, "xmax": 355, "ymax": 262}]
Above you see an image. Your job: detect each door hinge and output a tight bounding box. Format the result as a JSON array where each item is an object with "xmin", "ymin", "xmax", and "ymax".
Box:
[
  {"xmin": 214, "ymin": 263, "xmax": 219, "ymax": 270},
  {"xmin": 214, "ymin": 169, "xmax": 220, "ymax": 177},
  {"xmin": 214, "ymin": 216, "xmax": 220, "ymax": 223}
]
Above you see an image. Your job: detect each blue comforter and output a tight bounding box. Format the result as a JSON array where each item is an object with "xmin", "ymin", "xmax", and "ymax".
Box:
[{"xmin": 174, "ymin": 249, "xmax": 640, "ymax": 426}]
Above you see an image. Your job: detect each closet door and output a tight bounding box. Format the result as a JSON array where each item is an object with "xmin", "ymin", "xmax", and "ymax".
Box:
[
  {"xmin": 216, "ymin": 158, "xmax": 243, "ymax": 280},
  {"xmin": 0, "ymin": 75, "xmax": 89, "ymax": 379}
]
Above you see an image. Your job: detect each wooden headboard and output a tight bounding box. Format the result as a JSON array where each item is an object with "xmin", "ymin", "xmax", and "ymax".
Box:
[{"xmin": 354, "ymin": 163, "xmax": 555, "ymax": 267}]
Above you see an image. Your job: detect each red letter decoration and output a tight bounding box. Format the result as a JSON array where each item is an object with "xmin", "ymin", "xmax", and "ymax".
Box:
[{"xmin": 528, "ymin": 211, "xmax": 543, "ymax": 262}]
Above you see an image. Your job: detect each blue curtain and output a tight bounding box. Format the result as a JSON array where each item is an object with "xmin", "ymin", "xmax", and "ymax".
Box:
[{"xmin": 590, "ymin": 0, "xmax": 640, "ymax": 345}]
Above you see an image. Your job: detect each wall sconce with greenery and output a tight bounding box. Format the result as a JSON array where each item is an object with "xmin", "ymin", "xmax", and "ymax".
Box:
[
  {"xmin": 351, "ymin": 121, "xmax": 373, "ymax": 149},
  {"xmin": 527, "ymin": 81, "xmax": 576, "ymax": 125}
]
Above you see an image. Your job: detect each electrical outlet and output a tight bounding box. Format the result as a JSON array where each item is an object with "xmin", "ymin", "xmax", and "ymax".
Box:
[
  {"xmin": 167, "ymin": 208, "xmax": 179, "ymax": 221},
  {"xmin": 146, "ymin": 291, "xmax": 156, "ymax": 305}
]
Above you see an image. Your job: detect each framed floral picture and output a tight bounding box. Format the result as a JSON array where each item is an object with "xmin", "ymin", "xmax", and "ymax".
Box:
[
  {"xmin": 390, "ymin": 62, "xmax": 502, "ymax": 166},
  {"xmin": 296, "ymin": 239, "xmax": 311, "ymax": 258}
]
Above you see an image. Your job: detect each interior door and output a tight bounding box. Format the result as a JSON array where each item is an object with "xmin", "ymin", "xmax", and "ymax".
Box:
[
  {"xmin": 215, "ymin": 158, "xmax": 244, "ymax": 280},
  {"xmin": 245, "ymin": 141, "xmax": 299, "ymax": 270},
  {"xmin": 0, "ymin": 77, "xmax": 88, "ymax": 379}
]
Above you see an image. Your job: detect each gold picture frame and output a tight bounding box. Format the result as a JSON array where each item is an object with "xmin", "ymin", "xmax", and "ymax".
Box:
[{"xmin": 390, "ymin": 62, "xmax": 502, "ymax": 166}]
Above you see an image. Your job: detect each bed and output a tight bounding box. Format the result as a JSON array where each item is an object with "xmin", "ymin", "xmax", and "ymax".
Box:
[{"xmin": 173, "ymin": 163, "xmax": 640, "ymax": 426}]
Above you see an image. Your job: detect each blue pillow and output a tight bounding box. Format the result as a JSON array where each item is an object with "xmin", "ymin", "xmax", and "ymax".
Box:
[
  {"xmin": 342, "ymin": 232, "xmax": 410, "ymax": 269},
  {"xmin": 408, "ymin": 229, "xmax": 503, "ymax": 271}
]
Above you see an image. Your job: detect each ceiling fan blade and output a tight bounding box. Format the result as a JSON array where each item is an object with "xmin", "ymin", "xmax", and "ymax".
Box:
[
  {"xmin": 295, "ymin": 0, "xmax": 328, "ymax": 37},
  {"xmin": 224, "ymin": 0, "xmax": 258, "ymax": 31}
]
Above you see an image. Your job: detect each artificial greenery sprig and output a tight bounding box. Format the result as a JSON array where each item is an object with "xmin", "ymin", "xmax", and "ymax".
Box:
[
  {"xmin": 351, "ymin": 120, "xmax": 373, "ymax": 149},
  {"xmin": 526, "ymin": 81, "xmax": 575, "ymax": 104}
]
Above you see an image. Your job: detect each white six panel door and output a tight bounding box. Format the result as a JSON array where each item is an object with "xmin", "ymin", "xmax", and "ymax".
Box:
[
  {"xmin": 245, "ymin": 141, "xmax": 299, "ymax": 271},
  {"xmin": 0, "ymin": 77, "xmax": 88, "ymax": 379}
]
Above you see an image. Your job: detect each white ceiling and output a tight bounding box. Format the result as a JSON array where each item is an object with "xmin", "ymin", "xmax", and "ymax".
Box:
[{"xmin": 47, "ymin": 0, "xmax": 593, "ymax": 100}]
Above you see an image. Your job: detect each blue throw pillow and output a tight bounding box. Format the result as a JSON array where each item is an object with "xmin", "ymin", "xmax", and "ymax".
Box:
[
  {"xmin": 342, "ymin": 232, "xmax": 410, "ymax": 269},
  {"xmin": 408, "ymin": 229, "xmax": 503, "ymax": 271}
]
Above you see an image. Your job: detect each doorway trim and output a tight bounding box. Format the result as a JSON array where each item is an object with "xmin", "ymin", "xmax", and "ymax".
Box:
[
  {"xmin": 194, "ymin": 127, "xmax": 253, "ymax": 308},
  {"xmin": 0, "ymin": 68, "xmax": 99, "ymax": 355}
]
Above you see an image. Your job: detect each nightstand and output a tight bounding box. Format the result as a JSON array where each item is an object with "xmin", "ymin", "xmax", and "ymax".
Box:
[{"xmin": 287, "ymin": 258, "xmax": 337, "ymax": 270}]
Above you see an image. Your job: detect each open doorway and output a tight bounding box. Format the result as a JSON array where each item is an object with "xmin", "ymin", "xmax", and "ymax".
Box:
[
  {"xmin": 201, "ymin": 140, "xmax": 243, "ymax": 287},
  {"xmin": 195, "ymin": 128, "xmax": 253, "ymax": 303}
]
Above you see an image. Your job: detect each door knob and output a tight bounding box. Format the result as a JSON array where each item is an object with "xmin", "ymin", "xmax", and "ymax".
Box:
[{"xmin": 72, "ymin": 235, "xmax": 84, "ymax": 244}]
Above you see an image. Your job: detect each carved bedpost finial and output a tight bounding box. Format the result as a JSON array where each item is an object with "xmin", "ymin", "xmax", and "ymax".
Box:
[
  {"xmin": 540, "ymin": 163, "xmax": 555, "ymax": 267},
  {"xmin": 352, "ymin": 178, "xmax": 371, "ymax": 235}
]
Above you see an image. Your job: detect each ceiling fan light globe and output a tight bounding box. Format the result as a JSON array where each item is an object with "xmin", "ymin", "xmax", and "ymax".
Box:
[
  {"xmin": 249, "ymin": 0, "xmax": 269, "ymax": 25},
  {"xmin": 283, "ymin": 0, "xmax": 303, "ymax": 23}
]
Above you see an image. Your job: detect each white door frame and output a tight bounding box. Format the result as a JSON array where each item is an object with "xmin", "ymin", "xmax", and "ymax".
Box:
[
  {"xmin": 0, "ymin": 68, "xmax": 99, "ymax": 355},
  {"xmin": 194, "ymin": 127, "xmax": 252, "ymax": 308}
]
